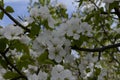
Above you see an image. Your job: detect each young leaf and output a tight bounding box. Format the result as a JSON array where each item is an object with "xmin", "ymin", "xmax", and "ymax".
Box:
[
  {"xmin": 39, "ymin": 0, "xmax": 50, "ymax": 6},
  {"xmin": 28, "ymin": 22, "xmax": 40, "ymax": 39},
  {"xmin": 3, "ymin": 71, "xmax": 20, "ymax": 79},
  {"xmin": 0, "ymin": 0, "xmax": 4, "ymax": 7},
  {"xmin": 16, "ymin": 54, "xmax": 34, "ymax": 70},
  {"xmin": 0, "ymin": 56, "xmax": 8, "ymax": 69},
  {"xmin": 10, "ymin": 39, "xmax": 29, "ymax": 54},
  {"xmin": 37, "ymin": 51, "xmax": 48, "ymax": 64},
  {"xmin": 0, "ymin": 12, "xmax": 4, "ymax": 19},
  {"xmin": 78, "ymin": 0, "xmax": 83, "ymax": 7},
  {"xmin": 0, "ymin": 38, "xmax": 8, "ymax": 52},
  {"xmin": 5, "ymin": 6, "xmax": 14, "ymax": 13}
]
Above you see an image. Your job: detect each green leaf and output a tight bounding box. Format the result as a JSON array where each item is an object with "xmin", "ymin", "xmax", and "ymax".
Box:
[
  {"xmin": 94, "ymin": 67, "xmax": 101, "ymax": 76},
  {"xmin": 0, "ymin": 12, "xmax": 4, "ymax": 19},
  {"xmin": 42, "ymin": 20, "xmax": 53, "ymax": 30},
  {"xmin": 28, "ymin": 22, "xmax": 40, "ymax": 39},
  {"xmin": 94, "ymin": 11, "xmax": 101, "ymax": 25},
  {"xmin": 109, "ymin": 1, "xmax": 119, "ymax": 13},
  {"xmin": 5, "ymin": 6, "xmax": 14, "ymax": 13},
  {"xmin": 16, "ymin": 54, "xmax": 34, "ymax": 70},
  {"xmin": 3, "ymin": 71, "xmax": 20, "ymax": 79},
  {"xmin": 87, "ymin": 67, "xmax": 101, "ymax": 80},
  {"xmin": 39, "ymin": 0, "xmax": 50, "ymax": 6},
  {"xmin": 0, "ymin": 0, "xmax": 4, "ymax": 7},
  {"xmin": 37, "ymin": 51, "xmax": 56, "ymax": 65},
  {"xmin": 60, "ymin": 8, "xmax": 68, "ymax": 18},
  {"xmin": 84, "ymin": 13, "xmax": 94, "ymax": 23},
  {"xmin": 10, "ymin": 39, "xmax": 29, "ymax": 54},
  {"xmin": 78, "ymin": 0, "xmax": 83, "ymax": 7},
  {"xmin": 43, "ymin": 59, "xmax": 56, "ymax": 65},
  {"xmin": 0, "ymin": 56, "xmax": 8, "ymax": 69},
  {"xmin": 86, "ymin": 68, "xmax": 91, "ymax": 73},
  {"xmin": 0, "ymin": 38, "xmax": 8, "ymax": 52},
  {"xmin": 72, "ymin": 35, "xmax": 88, "ymax": 48},
  {"xmin": 37, "ymin": 51, "xmax": 48, "ymax": 63}
]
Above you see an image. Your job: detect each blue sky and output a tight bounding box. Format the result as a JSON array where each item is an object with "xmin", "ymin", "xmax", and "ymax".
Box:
[
  {"xmin": 0, "ymin": 0, "xmax": 77, "ymax": 26},
  {"xmin": 0, "ymin": 0, "xmax": 30, "ymax": 26}
]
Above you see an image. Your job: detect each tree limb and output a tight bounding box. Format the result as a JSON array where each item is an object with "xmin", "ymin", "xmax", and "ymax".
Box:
[
  {"xmin": 71, "ymin": 43, "xmax": 120, "ymax": 52},
  {"xmin": 0, "ymin": 48, "xmax": 28, "ymax": 80},
  {"xmin": 101, "ymin": 12, "xmax": 116, "ymax": 14},
  {"xmin": 114, "ymin": 7, "xmax": 120, "ymax": 19},
  {"xmin": 0, "ymin": 5, "xmax": 30, "ymax": 32}
]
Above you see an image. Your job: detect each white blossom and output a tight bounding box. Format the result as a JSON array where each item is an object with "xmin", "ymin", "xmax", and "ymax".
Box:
[
  {"xmin": 24, "ymin": 65, "xmax": 48, "ymax": 80},
  {"xmin": 64, "ymin": 54, "xmax": 74, "ymax": 63},
  {"xmin": 0, "ymin": 66, "xmax": 6, "ymax": 80},
  {"xmin": 30, "ymin": 6, "xmax": 40, "ymax": 17},
  {"xmin": 3, "ymin": 24, "xmax": 23, "ymax": 40},
  {"xmin": 51, "ymin": 64, "xmax": 75, "ymax": 80},
  {"xmin": 0, "ymin": 1, "xmax": 116, "ymax": 80},
  {"xmin": 32, "ymin": 39, "xmax": 46, "ymax": 57},
  {"xmin": 19, "ymin": 35, "xmax": 31, "ymax": 45},
  {"xmin": 30, "ymin": 5, "xmax": 56, "ymax": 28},
  {"xmin": 6, "ymin": 49, "xmax": 22, "ymax": 58},
  {"xmin": 25, "ymin": 17, "xmax": 34, "ymax": 24},
  {"xmin": 27, "ymin": 71, "xmax": 48, "ymax": 80},
  {"xmin": 98, "ymin": 69, "xmax": 107, "ymax": 80}
]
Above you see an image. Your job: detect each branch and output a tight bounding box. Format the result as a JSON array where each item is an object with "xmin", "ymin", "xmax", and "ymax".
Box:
[
  {"xmin": 114, "ymin": 7, "xmax": 120, "ymax": 19},
  {"xmin": 71, "ymin": 43, "xmax": 120, "ymax": 52},
  {"xmin": 0, "ymin": 5, "xmax": 30, "ymax": 32},
  {"xmin": 89, "ymin": 0, "xmax": 99, "ymax": 10},
  {"xmin": 0, "ymin": 48, "xmax": 28, "ymax": 80},
  {"xmin": 101, "ymin": 12, "xmax": 116, "ymax": 14},
  {"xmin": 110, "ymin": 52, "xmax": 120, "ymax": 64}
]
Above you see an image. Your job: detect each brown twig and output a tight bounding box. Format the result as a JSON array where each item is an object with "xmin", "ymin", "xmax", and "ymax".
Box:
[
  {"xmin": 114, "ymin": 7, "xmax": 120, "ymax": 19},
  {"xmin": 0, "ymin": 48, "xmax": 28, "ymax": 80},
  {"xmin": 0, "ymin": 5, "xmax": 30, "ymax": 32},
  {"xmin": 71, "ymin": 43, "xmax": 120, "ymax": 52}
]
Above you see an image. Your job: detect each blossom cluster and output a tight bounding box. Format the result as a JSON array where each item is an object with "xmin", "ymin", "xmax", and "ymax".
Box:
[
  {"xmin": 51, "ymin": 64, "xmax": 75, "ymax": 80},
  {"xmin": 0, "ymin": 1, "xmax": 103, "ymax": 80},
  {"xmin": 30, "ymin": 5, "xmax": 55, "ymax": 28},
  {"xmin": 29, "ymin": 2, "xmax": 93, "ymax": 64},
  {"xmin": 0, "ymin": 0, "xmax": 119, "ymax": 80}
]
